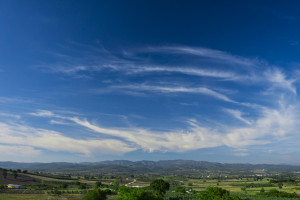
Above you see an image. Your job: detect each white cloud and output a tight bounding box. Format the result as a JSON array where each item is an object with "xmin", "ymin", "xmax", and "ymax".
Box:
[
  {"xmin": 264, "ymin": 68, "xmax": 296, "ymax": 94},
  {"xmin": 0, "ymin": 122, "xmax": 136, "ymax": 156},
  {"xmin": 224, "ymin": 109, "xmax": 252, "ymax": 125},
  {"xmin": 49, "ymin": 120, "xmax": 70, "ymax": 125},
  {"xmin": 143, "ymin": 46, "xmax": 257, "ymax": 67},
  {"xmin": 127, "ymin": 66, "xmax": 237, "ymax": 79},
  {"xmin": 0, "ymin": 113, "xmax": 21, "ymax": 119},
  {"xmin": 70, "ymin": 117, "xmax": 223, "ymax": 152},
  {"xmin": 224, "ymin": 105, "xmax": 296, "ymax": 148},
  {"xmin": 62, "ymin": 103, "xmax": 297, "ymax": 153},
  {"xmin": 39, "ymin": 44, "xmax": 297, "ymax": 98},
  {"xmin": 0, "ymin": 145, "xmax": 40, "ymax": 156},
  {"xmin": 112, "ymin": 85, "xmax": 236, "ymax": 103},
  {"xmin": 52, "ymin": 65, "xmax": 89, "ymax": 75},
  {"xmin": 28, "ymin": 44, "xmax": 300, "ymax": 158},
  {"xmin": 231, "ymin": 148, "xmax": 249, "ymax": 157},
  {"xmin": 30, "ymin": 110, "xmax": 56, "ymax": 117}
]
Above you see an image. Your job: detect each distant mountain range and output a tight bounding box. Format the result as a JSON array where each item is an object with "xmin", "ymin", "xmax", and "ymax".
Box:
[{"xmin": 0, "ymin": 160, "xmax": 299, "ymax": 176}]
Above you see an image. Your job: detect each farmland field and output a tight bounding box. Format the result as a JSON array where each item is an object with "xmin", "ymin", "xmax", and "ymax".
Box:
[
  {"xmin": 2, "ymin": 162, "xmax": 300, "ymax": 199},
  {"xmin": 2, "ymin": 175, "xmax": 300, "ymax": 199}
]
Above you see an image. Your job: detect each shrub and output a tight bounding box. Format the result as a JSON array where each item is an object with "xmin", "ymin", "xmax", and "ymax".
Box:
[
  {"xmin": 258, "ymin": 188, "xmax": 299, "ymax": 198},
  {"xmin": 150, "ymin": 179, "xmax": 170, "ymax": 196},
  {"xmin": 83, "ymin": 188, "xmax": 108, "ymax": 200},
  {"xmin": 198, "ymin": 187, "xmax": 241, "ymax": 200},
  {"xmin": 116, "ymin": 187, "xmax": 162, "ymax": 200},
  {"xmin": 79, "ymin": 183, "xmax": 87, "ymax": 189}
]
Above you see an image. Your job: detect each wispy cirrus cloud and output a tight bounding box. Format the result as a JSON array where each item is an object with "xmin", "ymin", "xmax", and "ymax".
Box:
[
  {"xmin": 264, "ymin": 68, "xmax": 296, "ymax": 94},
  {"xmin": 0, "ymin": 145, "xmax": 40, "ymax": 156},
  {"xmin": 71, "ymin": 103, "xmax": 297, "ymax": 152},
  {"xmin": 49, "ymin": 120, "xmax": 70, "ymax": 125},
  {"xmin": 39, "ymin": 44, "xmax": 298, "ymax": 96},
  {"xmin": 0, "ymin": 113, "xmax": 21, "ymax": 119},
  {"xmin": 111, "ymin": 84, "xmax": 236, "ymax": 103},
  {"xmin": 224, "ymin": 109, "xmax": 252, "ymax": 125},
  {"xmin": 142, "ymin": 46, "xmax": 257, "ymax": 67},
  {"xmin": 28, "ymin": 103, "xmax": 298, "ymax": 154},
  {"xmin": 30, "ymin": 110, "xmax": 56, "ymax": 117},
  {"xmin": 28, "ymin": 44, "xmax": 299, "ymax": 158},
  {"xmin": 0, "ymin": 121, "xmax": 135, "ymax": 156},
  {"xmin": 125, "ymin": 66, "xmax": 237, "ymax": 79}
]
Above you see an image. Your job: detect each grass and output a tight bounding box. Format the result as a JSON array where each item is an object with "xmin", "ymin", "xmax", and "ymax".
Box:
[
  {"xmin": 0, "ymin": 194, "xmax": 83, "ymax": 200},
  {"xmin": 236, "ymin": 193, "xmax": 300, "ymax": 200},
  {"xmin": 25, "ymin": 174, "xmax": 75, "ymax": 183},
  {"xmin": 2, "ymin": 177, "xmax": 300, "ymax": 199}
]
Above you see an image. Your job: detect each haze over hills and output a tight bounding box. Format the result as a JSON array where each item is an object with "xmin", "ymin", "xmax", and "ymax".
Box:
[{"xmin": 0, "ymin": 160, "xmax": 299, "ymax": 176}]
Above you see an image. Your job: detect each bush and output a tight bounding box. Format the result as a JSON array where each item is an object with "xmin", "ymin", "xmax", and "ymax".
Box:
[
  {"xmin": 95, "ymin": 181, "xmax": 102, "ymax": 188},
  {"xmin": 79, "ymin": 183, "xmax": 87, "ymax": 189},
  {"xmin": 83, "ymin": 188, "xmax": 108, "ymax": 200},
  {"xmin": 150, "ymin": 179, "xmax": 170, "ymax": 196},
  {"xmin": 258, "ymin": 188, "xmax": 299, "ymax": 198},
  {"xmin": 53, "ymin": 189, "xmax": 62, "ymax": 195},
  {"xmin": 198, "ymin": 187, "xmax": 241, "ymax": 200},
  {"xmin": 103, "ymin": 189, "xmax": 112, "ymax": 195},
  {"xmin": 116, "ymin": 187, "xmax": 162, "ymax": 200},
  {"xmin": 175, "ymin": 186, "xmax": 186, "ymax": 194},
  {"xmin": 60, "ymin": 183, "xmax": 68, "ymax": 189}
]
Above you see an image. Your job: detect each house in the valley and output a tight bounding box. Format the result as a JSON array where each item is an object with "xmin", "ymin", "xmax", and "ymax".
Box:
[{"xmin": 7, "ymin": 184, "xmax": 25, "ymax": 189}]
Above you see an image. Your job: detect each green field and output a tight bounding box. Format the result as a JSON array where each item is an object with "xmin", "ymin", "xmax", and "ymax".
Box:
[{"xmin": 2, "ymin": 169, "xmax": 300, "ymax": 199}]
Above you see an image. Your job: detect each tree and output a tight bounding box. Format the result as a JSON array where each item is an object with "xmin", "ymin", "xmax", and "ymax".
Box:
[
  {"xmin": 2, "ymin": 170, "xmax": 7, "ymax": 179},
  {"xmin": 116, "ymin": 187, "xmax": 162, "ymax": 200},
  {"xmin": 79, "ymin": 183, "xmax": 87, "ymax": 189},
  {"xmin": 83, "ymin": 188, "xmax": 108, "ymax": 200},
  {"xmin": 260, "ymin": 187, "xmax": 265, "ymax": 193},
  {"xmin": 112, "ymin": 180, "xmax": 119, "ymax": 191},
  {"xmin": 198, "ymin": 187, "xmax": 241, "ymax": 200},
  {"xmin": 60, "ymin": 183, "xmax": 68, "ymax": 189},
  {"xmin": 150, "ymin": 179, "xmax": 170, "ymax": 196},
  {"xmin": 175, "ymin": 186, "xmax": 186, "ymax": 194},
  {"xmin": 241, "ymin": 186, "xmax": 246, "ymax": 192},
  {"xmin": 13, "ymin": 171, "xmax": 18, "ymax": 179},
  {"xmin": 95, "ymin": 181, "xmax": 102, "ymax": 188}
]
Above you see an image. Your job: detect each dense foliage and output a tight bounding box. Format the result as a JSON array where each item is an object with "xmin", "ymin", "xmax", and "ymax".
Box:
[
  {"xmin": 258, "ymin": 188, "xmax": 299, "ymax": 198},
  {"xmin": 150, "ymin": 179, "xmax": 170, "ymax": 196},
  {"xmin": 116, "ymin": 187, "xmax": 162, "ymax": 200},
  {"xmin": 83, "ymin": 188, "xmax": 109, "ymax": 200},
  {"xmin": 198, "ymin": 187, "xmax": 241, "ymax": 200}
]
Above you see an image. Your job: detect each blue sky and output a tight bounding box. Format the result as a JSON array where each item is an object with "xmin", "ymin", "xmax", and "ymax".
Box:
[{"xmin": 1, "ymin": 0, "xmax": 300, "ymax": 164}]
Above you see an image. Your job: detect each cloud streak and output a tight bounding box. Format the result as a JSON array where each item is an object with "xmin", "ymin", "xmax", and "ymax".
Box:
[
  {"xmin": 28, "ymin": 104, "xmax": 298, "ymax": 154},
  {"xmin": 25, "ymin": 44, "xmax": 300, "ymax": 160},
  {"xmin": 0, "ymin": 122, "xmax": 136, "ymax": 156},
  {"xmin": 125, "ymin": 66, "xmax": 237, "ymax": 79},
  {"xmin": 40, "ymin": 44, "xmax": 297, "ymax": 97},
  {"xmin": 70, "ymin": 104, "xmax": 296, "ymax": 152},
  {"xmin": 224, "ymin": 109, "xmax": 252, "ymax": 125},
  {"xmin": 111, "ymin": 84, "xmax": 236, "ymax": 103},
  {"xmin": 264, "ymin": 68, "xmax": 296, "ymax": 94},
  {"xmin": 142, "ymin": 46, "xmax": 257, "ymax": 67}
]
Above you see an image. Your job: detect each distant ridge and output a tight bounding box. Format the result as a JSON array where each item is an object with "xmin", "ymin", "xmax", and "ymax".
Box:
[{"xmin": 0, "ymin": 160, "xmax": 300, "ymax": 176}]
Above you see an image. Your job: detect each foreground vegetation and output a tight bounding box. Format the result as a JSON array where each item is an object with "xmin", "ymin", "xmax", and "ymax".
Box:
[{"xmin": 2, "ymin": 167, "xmax": 300, "ymax": 199}]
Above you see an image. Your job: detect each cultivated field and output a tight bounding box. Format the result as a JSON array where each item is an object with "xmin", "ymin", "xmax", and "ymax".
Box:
[{"xmin": 1, "ymin": 167, "xmax": 300, "ymax": 199}]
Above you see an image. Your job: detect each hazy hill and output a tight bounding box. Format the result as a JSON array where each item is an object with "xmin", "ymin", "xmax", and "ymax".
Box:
[{"xmin": 0, "ymin": 160, "xmax": 299, "ymax": 176}]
